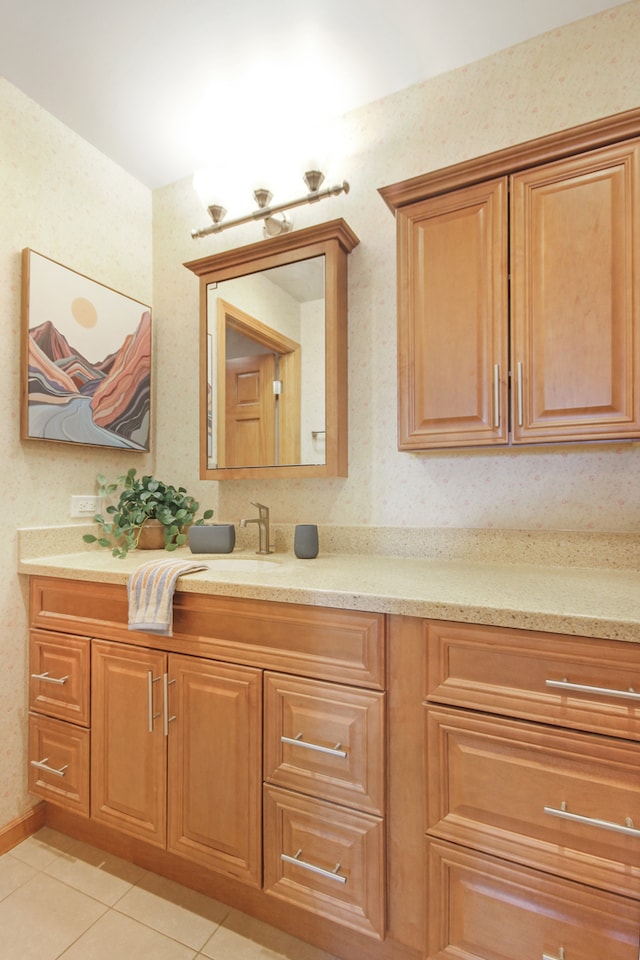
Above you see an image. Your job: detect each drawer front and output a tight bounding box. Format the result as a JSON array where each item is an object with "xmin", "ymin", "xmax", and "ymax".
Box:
[
  {"xmin": 426, "ymin": 706, "xmax": 640, "ymax": 897},
  {"xmin": 426, "ymin": 619, "xmax": 640, "ymax": 740},
  {"xmin": 30, "ymin": 577, "xmax": 385, "ymax": 688},
  {"xmin": 264, "ymin": 673, "xmax": 385, "ymax": 814},
  {"xmin": 28, "ymin": 713, "xmax": 89, "ymax": 817},
  {"xmin": 426, "ymin": 838, "xmax": 640, "ymax": 960},
  {"xmin": 29, "ymin": 630, "xmax": 90, "ymax": 726},
  {"xmin": 263, "ymin": 785, "xmax": 385, "ymax": 939}
]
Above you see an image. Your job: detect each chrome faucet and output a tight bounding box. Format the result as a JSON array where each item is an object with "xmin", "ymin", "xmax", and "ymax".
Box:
[{"xmin": 239, "ymin": 501, "xmax": 272, "ymax": 554}]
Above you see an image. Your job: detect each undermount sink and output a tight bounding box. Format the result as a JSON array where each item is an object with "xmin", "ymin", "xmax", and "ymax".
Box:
[{"xmin": 205, "ymin": 557, "xmax": 283, "ymax": 573}]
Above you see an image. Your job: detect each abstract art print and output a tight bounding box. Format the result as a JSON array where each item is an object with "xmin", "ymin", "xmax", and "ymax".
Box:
[{"xmin": 21, "ymin": 249, "xmax": 151, "ymax": 450}]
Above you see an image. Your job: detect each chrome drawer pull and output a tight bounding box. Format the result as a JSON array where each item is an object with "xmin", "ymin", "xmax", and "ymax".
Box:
[
  {"xmin": 147, "ymin": 672, "xmax": 161, "ymax": 732},
  {"xmin": 542, "ymin": 949, "xmax": 565, "ymax": 960},
  {"xmin": 31, "ymin": 671, "xmax": 69, "ymax": 685},
  {"xmin": 493, "ymin": 363, "xmax": 500, "ymax": 428},
  {"xmin": 163, "ymin": 674, "xmax": 176, "ymax": 736},
  {"xmin": 516, "ymin": 360, "xmax": 524, "ymax": 426},
  {"xmin": 544, "ymin": 801, "xmax": 640, "ymax": 837},
  {"xmin": 30, "ymin": 758, "xmax": 68, "ymax": 778},
  {"xmin": 281, "ymin": 733, "xmax": 347, "ymax": 758},
  {"xmin": 546, "ymin": 678, "xmax": 640, "ymax": 701},
  {"xmin": 281, "ymin": 849, "xmax": 347, "ymax": 884}
]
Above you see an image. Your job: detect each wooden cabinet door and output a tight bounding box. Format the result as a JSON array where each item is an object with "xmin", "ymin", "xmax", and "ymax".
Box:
[
  {"xmin": 91, "ymin": 640, "xmax": 167, "ymax": 846},
  {"xmin": 511, "ymin": 138, "xmax": 640, "ymax": 443},
  {"xmin": 167, "ymin": 654, "xmax": 262, "ymax": 887},
  {"xmin": 396, "ymin": 178, "xmax": 509, "ymax": 449}
]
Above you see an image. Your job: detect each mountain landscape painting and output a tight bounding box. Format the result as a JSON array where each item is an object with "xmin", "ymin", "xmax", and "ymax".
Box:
[{"xmin": 22, "ymin": 250, "xmax": 151, "ymax": 450}]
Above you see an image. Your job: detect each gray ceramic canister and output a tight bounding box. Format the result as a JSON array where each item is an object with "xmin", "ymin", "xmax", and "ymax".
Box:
[{"xmin": 189, "ymin": 523, "xmax": 236, "ymax": 554}]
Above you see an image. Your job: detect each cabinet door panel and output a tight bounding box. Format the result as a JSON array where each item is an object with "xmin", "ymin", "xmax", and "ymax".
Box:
[
  {"xmin": 426, "ymin": 838, "xmax": 640, "ymax": 960},
  {"xmin": 91, "ymin": 641, "xmax": 167, "ymax": 846},
  {"xmin": 167, "ymin": 654, "xmax": 262, "ymax": 887},
  {"xmin": 397, "ymin": 178, "xmax": 509, "ymax": 449},
  {"xmin": 426, "ymin": 706, "xmax": 640, "ymax": 897},
  {"xmin": 511, "ymin": 138, "xmax": 640, "ymax": 442},
  {"xmin": 264, "ymin": 672, "xmax": 385, "ymax": 814}
]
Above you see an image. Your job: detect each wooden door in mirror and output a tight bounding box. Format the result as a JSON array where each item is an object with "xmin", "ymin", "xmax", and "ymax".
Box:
[{"xmin": 185, "ymin": 220, "xmax": 359, "ymax": 480}]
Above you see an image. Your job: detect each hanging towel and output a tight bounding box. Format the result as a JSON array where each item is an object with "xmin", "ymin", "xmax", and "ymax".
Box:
[{"xmin": 127, "ymin": 557, "xmax": 208, "ymax": 636}]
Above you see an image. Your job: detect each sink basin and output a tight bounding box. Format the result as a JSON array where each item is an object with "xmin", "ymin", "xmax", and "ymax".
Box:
[{"xmin": 205, "ymin": 557, "xmax": 283, "ymax": 573}]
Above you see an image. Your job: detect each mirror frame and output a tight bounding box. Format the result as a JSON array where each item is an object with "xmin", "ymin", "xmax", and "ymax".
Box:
[{"xmin": 184, "ymin": 219, "xmax": 359, "ymax": 480}]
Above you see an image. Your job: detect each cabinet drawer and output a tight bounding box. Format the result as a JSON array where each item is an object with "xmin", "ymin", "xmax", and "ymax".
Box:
[
  {"xmin": 264, "ymin": 673, "xmax": 385, "ymax": 814},
  {"xmin": 30, "ymin": 577, "xmax": 385, "ymax": 688},
  {"xmin": 29, "ymin": 630, "xmax": 90, "ymax": 726},
  {"xmin": 426, "ymin": 838, "xmax": 640, "ymax": 960},
  {"xmin": 426, "ymin": 619, "xmax": 640, "ymax": 740},
  {"xmin": 426, "ymin": 706, "xmax": 640, "ymax": 897},
  {"xmin": 28, "ymin": 713, "xmax": 89, "ymax": 817},
  {"xmin": 263, "ymin": 785, "xmax": 385, "ymax": 939}
]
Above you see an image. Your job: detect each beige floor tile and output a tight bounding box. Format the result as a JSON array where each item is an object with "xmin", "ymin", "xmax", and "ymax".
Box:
[
  {"xmin": 0, "ymin": 871, "xmax": 106, "ymax": 960},
  {"xmin": 9, "ymin": 826, "xmax": 76, "ymax": 871},
  {"xmin": 44, "ymin": 836, "xmax": 148, "ymax": 906},
  {"xmin": 0, "ymin": 851, "xmax": 37, "ymax": 901},
  {"xmin": 57, "ymin": 910, "xmax": 198, "ymax": 959},
  {"xmin": 201, "ymin": 909, "xmax": 339, "ymax": 960},
  {"xmin": 114, "ymin": 870, "xmax": 230, "ymax": 950}
]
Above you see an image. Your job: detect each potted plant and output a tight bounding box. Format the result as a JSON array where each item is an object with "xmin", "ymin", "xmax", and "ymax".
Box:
[{"xmin": 82, "ymin": 468, "xmax": 214, "ymax": 559}]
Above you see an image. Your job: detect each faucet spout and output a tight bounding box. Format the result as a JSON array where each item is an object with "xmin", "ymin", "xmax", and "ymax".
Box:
[{"xmin": 239, "ymin": 501, "xmax": 272, "ymax": 554}]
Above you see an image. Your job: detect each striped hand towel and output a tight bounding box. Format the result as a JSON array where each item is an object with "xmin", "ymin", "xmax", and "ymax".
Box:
[{"xmin": 127, "ymin": 557, "xmax": 208, "ymax": 636}]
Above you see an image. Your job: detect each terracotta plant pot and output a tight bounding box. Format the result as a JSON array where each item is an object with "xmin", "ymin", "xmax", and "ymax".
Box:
[{"xmin": 136, "ymin": 520, "xmax": 166, "ymax": 550}]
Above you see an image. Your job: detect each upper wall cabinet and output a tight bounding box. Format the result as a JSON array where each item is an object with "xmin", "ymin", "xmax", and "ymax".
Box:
[
  {"xmin": 185, "ymin": 220, "xmax": 358, "ymax": 480},
  {"xmin": 380, "ymin": 109, "xmax": 640, "ymax": 451}
]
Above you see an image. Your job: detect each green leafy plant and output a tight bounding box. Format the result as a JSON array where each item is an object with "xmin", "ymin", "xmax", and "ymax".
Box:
[{"xmin": 82, "ymin": 468, "xmax": 214, "ymax": 559}]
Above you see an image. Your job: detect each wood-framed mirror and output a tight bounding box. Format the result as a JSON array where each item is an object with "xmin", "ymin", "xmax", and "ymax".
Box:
[{"xmin": 184, "ymin": 219, "xmax": 359, "ymax": 480}]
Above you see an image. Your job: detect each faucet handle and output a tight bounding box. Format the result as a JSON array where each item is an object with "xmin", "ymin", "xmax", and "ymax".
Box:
[{"xmin": 250, "ymin": 501, "xmax": 269, "ymax": 518}]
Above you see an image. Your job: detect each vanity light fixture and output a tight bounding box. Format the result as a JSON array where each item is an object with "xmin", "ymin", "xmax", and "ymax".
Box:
[{"xmin": 191, "ymin": 170, "xmax": 350, "ymax": 240}]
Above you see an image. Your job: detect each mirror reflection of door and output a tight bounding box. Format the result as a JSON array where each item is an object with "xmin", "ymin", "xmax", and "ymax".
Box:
[{"xmin": 218, "ymin": 300, "xmax": 301, "ymax": 468}]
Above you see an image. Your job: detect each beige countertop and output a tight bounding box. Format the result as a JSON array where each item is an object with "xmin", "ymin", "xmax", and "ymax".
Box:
[{"xmin": 17, "ymin": 525, "xmax": 640, "ymax": 643}]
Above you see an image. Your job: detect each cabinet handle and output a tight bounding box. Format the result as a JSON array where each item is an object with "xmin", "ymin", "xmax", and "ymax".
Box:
[
  {"xmin": 493, "ymin": 364, "xmax": 500, "ymax": 428},
  {"xmin": 542, "ymin": 950, "xmax": 565, "ymax": 960},
  {"xmin": 163, "ymin": 673, "xmax": 176, "ymax": 736},
  {"xmin": 147, "ymin": 671, "xmax": 161, "ymax": 732},
  {"xmin": 30, "ymin": 757, "xmax": 68, "ymax": 778},
  {"xmin": 31, "ymin": 671, "xmax": 69, "ymax": 685},
  {"xmin": 281, "ymin": 733, "xmax": 347, "ymax": 758},
  {"xmin": 544, "ymin": 801, "xmax": 640, "ymax": 837},
  {"xmin": 545, "ymin": 678, "xmax": 640, "ymax": 701},
  {"xmin": 281, "ymin": 849, "xmax": 347, "ymax": 884},
  {"xmin": 516, "ymin": 360, "xmax": 524, "ymax": 426}
]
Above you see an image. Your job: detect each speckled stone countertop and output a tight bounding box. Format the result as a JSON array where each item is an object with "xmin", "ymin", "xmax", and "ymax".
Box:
[{"xmin": 17, "ymin": 524, "xmax": 640, "ymax": 643}]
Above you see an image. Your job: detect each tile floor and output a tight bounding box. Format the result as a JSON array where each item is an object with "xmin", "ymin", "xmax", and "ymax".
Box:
[{"xmin": 0, "ymin": 827, "xmax": 339, "ymax": 960}]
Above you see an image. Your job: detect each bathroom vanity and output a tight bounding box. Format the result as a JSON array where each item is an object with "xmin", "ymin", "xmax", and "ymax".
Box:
[{"xmin": 19, "ymin": 535, "xmax": 640, "ymax": 960}]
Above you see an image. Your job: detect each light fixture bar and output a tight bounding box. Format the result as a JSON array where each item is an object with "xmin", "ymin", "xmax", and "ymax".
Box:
[{"xmin": 191, "ymin": 174, "xmax": 350, "ymax": 239}]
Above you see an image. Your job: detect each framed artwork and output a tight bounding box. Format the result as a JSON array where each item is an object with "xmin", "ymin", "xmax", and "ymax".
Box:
[{"xmin": 21, "ymin": 249, "xmax": 152, "ymax": 450}]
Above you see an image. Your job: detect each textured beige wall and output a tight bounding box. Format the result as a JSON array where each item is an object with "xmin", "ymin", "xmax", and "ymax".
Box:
[
  {"xmin": 0, "ymin": 78, "xmax": 153, "ymax": 827},
  {"xmin": 154, "ymin": 1, "xmax": 640, "ymax": 535}
]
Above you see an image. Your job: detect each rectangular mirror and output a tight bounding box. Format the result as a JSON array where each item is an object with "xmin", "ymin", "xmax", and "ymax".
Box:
[{"xmin": 185, "ymin": 220, "xmax": 359, "ymax": 480}]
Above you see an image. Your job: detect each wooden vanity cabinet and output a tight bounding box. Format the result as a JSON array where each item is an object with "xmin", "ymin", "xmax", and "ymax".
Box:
[
  {"xmin": 384, "ymin": 115, "xmax": 640, "ymax": 450},
  {"xmin": 422, "ymin": 617, "xmax": 640, "ymax": 960},
  {"xmin": 91, "ymin": 641, "xmax": 263, "ymax": 884},
  {"xmin": 28, "ymin": 576, "xmax": 394, "ymax": 959}
]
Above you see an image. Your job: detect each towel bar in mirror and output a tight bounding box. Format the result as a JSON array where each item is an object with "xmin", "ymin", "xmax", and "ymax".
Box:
[{"xmin": 185, "ymin": 219, "xmax": 359, "ymax": 480}]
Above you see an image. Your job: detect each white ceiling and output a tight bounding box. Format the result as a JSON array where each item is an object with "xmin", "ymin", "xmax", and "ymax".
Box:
[{"xmin": 0, "ymin": 0, "xmax": 627, "ymax": 189}]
